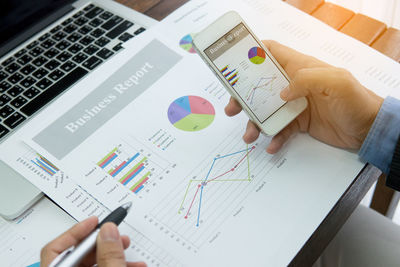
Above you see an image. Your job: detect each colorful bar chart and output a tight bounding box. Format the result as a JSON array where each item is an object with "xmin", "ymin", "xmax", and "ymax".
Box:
[
  {"xmin": 97, "ymin": 147, "xmax": 118, "ymax": 168},
  {"xmin": 220, "ymin": 65, "xmax": 239, "ymax": 86},
  {"xmin": 31, "ymin": 154, "xmax": 59, "ymax": 176},
  {"xmin": 97, "ymin": 146, "xmax": 152, "ymax": 195}
]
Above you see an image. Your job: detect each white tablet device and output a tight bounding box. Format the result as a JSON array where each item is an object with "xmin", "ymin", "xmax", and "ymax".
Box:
[{"xmin": 193, "ymin": 11, "xmax": 307, "ymax": 135}]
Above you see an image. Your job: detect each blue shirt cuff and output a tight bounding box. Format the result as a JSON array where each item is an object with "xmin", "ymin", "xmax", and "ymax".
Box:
[{"xmin": 359, "ymin": 96, "xmax": 400, "ymax": 174}]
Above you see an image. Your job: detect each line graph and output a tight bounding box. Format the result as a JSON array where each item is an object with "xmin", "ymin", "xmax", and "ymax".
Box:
[
  {"xmin": 147, "ymin": 130, "xmax": 284, "ymax": 248},
  {"xmin": 246, "ymin": 76, "xmax": 277, "ymax": 105},
  {"xmin": 179, "ymin": 146, "xmax": 255, "ymax": 226}
]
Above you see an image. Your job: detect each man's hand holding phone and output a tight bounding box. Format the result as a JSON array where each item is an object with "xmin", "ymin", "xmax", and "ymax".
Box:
[{"xmin": 225, "ymin": 40, "xmax": 383, "ymax": 154}]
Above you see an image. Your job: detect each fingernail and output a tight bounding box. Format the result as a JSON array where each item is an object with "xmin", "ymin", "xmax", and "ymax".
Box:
[
  {"xmin": 100, "ymin": 223, "xmax": 119, "ymax": 241},
  {"xmin": 280, "ymin": 87, "xmax": 289, "ymax": 100}
]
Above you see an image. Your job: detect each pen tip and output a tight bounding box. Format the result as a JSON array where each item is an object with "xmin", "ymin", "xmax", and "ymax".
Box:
[{"xmin": 121, "ymin": 202, "xmax": 132, "ymax": 211}]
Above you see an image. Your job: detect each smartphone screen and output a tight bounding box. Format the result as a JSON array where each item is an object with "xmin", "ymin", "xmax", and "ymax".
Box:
[{"xmin": 204, "ymin": 23, "xmax": 288, "ymax": 123}]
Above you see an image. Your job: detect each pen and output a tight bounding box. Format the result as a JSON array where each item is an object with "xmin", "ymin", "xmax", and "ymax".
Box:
[{"xmin": 49, "ymin": 202, "xmax": 132, "ymax": 267}]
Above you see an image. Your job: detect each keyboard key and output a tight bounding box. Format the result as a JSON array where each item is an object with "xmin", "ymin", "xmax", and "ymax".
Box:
[
  {"xmin": 112, "ymin": 42, "xmax": 123, "ymax": 52},
  {"xmin": 39, "ymin": 33, "xmax": 50, "ymax": 42},
  {"xmin": 23, "ymin": 87, "xmax": 41, "ymax": 99},
  {"xmin": 49, "ymin": 69, "xmax": 64, "ymax": 81},
  {"xmin": 89, "ymin": 18, "xmax": 103, "ymax": 27},
  {"xmin": 1, "ymin": 57, "xmax": 15, "ymax": 67},
  {"xmin": 50, "ymin": 25, "xmax": 62, "ymax": 34},
  {"xmin": 118, "ymin": 32, "xmax": 133, "ymax": 42},
  {"xmin": 17, "ymin": 54, "xmax": 33, "ymax": 65},
  {"xmin": 10, "ymin": 95, "xmax": 27, "ymax": 108},
  {"xmin": 44, "ymin": 48, "xmax": 60, "ymax": 58},
  {"xmin": 20, "ymin": 65, "xmax": 36, "ymax": 75},
  {"xmin": 29, "ymin": 46, "xmax": 44, "ymax": 57},
  {"xmin": 0, "ymin": 94, "xmax": 11, "ymax": 106},
  {"xmin": 55, "ymin": 40, "xmax": 71, "ymax": 50},
  {"xmin": 68, "ymin": 43, "xmax": 83, "ymax": 54},
  {"xmin": 67, "ymin": 32, "xmax": 82, "ymax": 42},
  {"xmin": 82, "ymin": 56, "xmax": 102, "ymax": 70},
  {"xmin": 20, "ymin": 77, "xmax": 36, "ymax": 88},
  {"xmin": 134, "ymin": 27, "xmax": 146, "ymax": 35},
  {"xmin": 72, "ymin": 52, "xmax": 88, "ymax": 63},
  {"xmin": 60, "ymin": 61, "xmax": 76, "ymax": 72},
  {"xmin": 36, "ymin": 78, "xmax": 52, "ymax": 90},
  {"xmin": 0, "ymin": 125, "xmax": 10, "ymax": 139},
  {"xmin": 44, "ymin": 60, "xmax": 60, "ymax": 71},
  {"xmin": 78, "ymin": 25, "xmax": 92, "ymax": 35},
  {"xmin": 0, "ymin": 81, "xmax": 11, "ymax": 93},
  {"xmin": 83, "ymin": 4, "xmax": 94, "ymax": 12},
  {"xmin": 5, "ymin": 63, "xmax": 21, "ymax": 74},
  {"xmin": 0, "ymin": 105, "xmax": 14, "ymax": 118},
  {"xmin": 53, "ymin": 31, "xmax": 67, "ymax": 41},
  {"xmin": 56, "ymin": 51, "xmax": 72, "ymax": 62},
  {"xmin": 7, "ymin": 85, "xmax": 24, "ymax": 97},
  {"xmin": 14, "ymin": 49, "xmax": 27, "ymax": 58},
  {"xmin": 85, "ymin": 7, "xmax": 103, "ymax": 19},
  {"xmin": 106, "ymin": 21, "xmax": 133, "ymax": 39},
  {"xmin": 63, "ymin": 24, "xmax": 78, "ymax": 34},
  {"xmin": 0, "ymin": 71, "xmax": 8, "ymax": 82},
  {"xmin": 8, "ymin": 73, "xmax": 24, "ymax": 84},
  {"xmin": 62, "ymin": 18, "xmax": 73, "ymax": 26},
  {"xmin": 95, "ymin": 37, "xmax": 110, "ymax": 47},
  {"xmin": 27, "ymin": 40, "xmax": 39, "ymax": 49},
  {"xmin": 83, "ymin": 45, "xmax": 99, "ymax": 55},
  {"xmin": 90, "ymin": 28, "xmax": 105, "ymax": 38},
  {"xmin": 74, "ymin": 16, "xmax": 88, "ymax": 26},
  {"xmin": 32, "ymin": 56, "xmax": 48, "ymax": 67},
  {"xmin": 32, "ymin": 68, "xmax": 48, "ymax": 79},
  {"xmin": 96, "ymin": 48, "xmax": 114, "ymax": 59},
  {"xmin": 101, "ymin": 16, "xmax": 123, "ymax": 30},
  {"xmin": 41, "ymin": 39, "xmax": 56, "ymax": 49},
  {"xmin": 100, "ymin": 11, "xmax": 113, "ymax": 20},
  {"xmin": 4, "ymin": 112, "xmax": 25, "ymax": 129},
  {"xmin": 73, "ymin": 10, "xmax": 84, "ymax": 19},
  {"xmin": 21, "ymin": 67, "xmax": 88, "ymax": 116},
  {"xmin": 79, "ymin": 36, "xmax": 94, "ymax": 46}
]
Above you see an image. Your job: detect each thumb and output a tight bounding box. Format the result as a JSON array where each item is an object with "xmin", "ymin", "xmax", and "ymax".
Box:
[
  {"xmin": 96, "ymin": 223, "xmax": 126, "ymax": 267},
  {"xmin": 281, "ymin": 67, "xmax": 346, "ymax": 101}
]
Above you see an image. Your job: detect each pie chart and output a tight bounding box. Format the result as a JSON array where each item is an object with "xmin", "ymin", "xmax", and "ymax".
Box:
[
  {"xmin": 248, "ymin": 46, "xmax": 266, "ymax": 64},
  {"xmin": 179, "ymin": 34, "xmax": 196, "ymax": 54},
  {"xmin": 168, "ymin": 96, "xmax": 215, "ymax": 132}
]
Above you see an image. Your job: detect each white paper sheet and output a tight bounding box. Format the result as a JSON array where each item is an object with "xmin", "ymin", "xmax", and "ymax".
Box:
[
  {"xmin": 1, "ymin": 0, "xmax": 400, "ymax": 266},
  {"xmin": 0, "ymin": 197, "xmax": 75, "ymax": 267}
]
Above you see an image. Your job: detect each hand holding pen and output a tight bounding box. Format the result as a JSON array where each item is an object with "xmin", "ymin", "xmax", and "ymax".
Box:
[{"xmin": 41, "ymin": 202, "xmax": 146, "ymax": 267}]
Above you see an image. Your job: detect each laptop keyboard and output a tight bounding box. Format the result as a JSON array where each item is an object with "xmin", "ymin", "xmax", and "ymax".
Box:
[{"xmin": 0, "ymin": 3, "xmax": 147, "ymax": 140}]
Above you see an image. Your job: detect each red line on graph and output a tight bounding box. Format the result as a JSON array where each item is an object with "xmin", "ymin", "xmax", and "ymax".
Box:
[
  {"xmin": 184, "ymin": 146, "xmax": 255, "ymax": 219},
  {"xmin": 206, "ymin": 146, "xmax": 254, "ymax": 184},
  {"xmin": 185, "ymin": 184, "xmax": 202, "ymax": 219}
]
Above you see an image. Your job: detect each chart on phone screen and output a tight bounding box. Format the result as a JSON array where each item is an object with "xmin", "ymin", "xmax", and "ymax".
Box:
[{"xmin": 211, "ymin": 24, "xmax": 288, "ymax": 123}]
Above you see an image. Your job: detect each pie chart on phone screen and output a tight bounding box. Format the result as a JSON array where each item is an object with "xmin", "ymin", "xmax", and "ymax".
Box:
[
  {"xmin": 167, "ymin": 96, "xmax": 215, "ymax": 132},
  {"xmin": 248, "ymin": 46, "xmax": 266, "ymax": 64}
]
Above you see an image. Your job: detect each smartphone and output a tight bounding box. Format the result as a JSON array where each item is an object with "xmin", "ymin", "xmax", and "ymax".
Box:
[{"xmin": 193, "ymin": 11, "xmax": 307, "ymax": 135}]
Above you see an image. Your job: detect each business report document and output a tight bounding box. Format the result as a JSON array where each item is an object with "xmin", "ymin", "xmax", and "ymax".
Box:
[{"xmin": 1, "ymin": 0, "xmax": 400, "ymax": 266}]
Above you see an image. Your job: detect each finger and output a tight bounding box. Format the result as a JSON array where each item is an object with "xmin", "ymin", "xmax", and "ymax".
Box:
[
  {"xmin": 225, "ymin": 97, "xmax": 242, "ymax": 116},
  {"xmin": 243, "ymin": 120, "xmax": 260, "ymax": 144},
  {"xmin": 96, "ymin": 222, "xmax": 126, "ymax": 267},
  {"xmin": 262, "ymin": 40, "xmax": 329, "ymax": 78},
  {"xmin": 41, "ymin": 216, "xmax": 98, "ymax": 266},
  {"xmin": 281, "ymin": 67, "xmax": 350, "ymax": 102},
  {"xmin": 266, "ymin": 120, "xmax": 300, "ymax": 154},
  {"xmin": 78, "ymin": 235, "xmax": 130, "ymax": 267},
  {"xmin": 127, "ymin": 262, "xmax": 147, "ymax": 267},
  {"xmin": 122, "ymin": 235, "xmax": 130, "ymax": 249}
]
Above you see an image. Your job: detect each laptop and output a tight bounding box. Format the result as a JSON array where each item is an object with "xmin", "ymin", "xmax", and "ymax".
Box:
[{"xmin": 0, "ymin": 0, "xmax": 156, "ymax": 219}]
